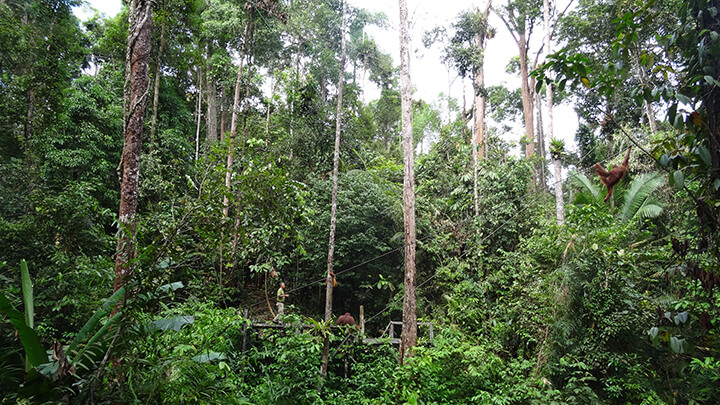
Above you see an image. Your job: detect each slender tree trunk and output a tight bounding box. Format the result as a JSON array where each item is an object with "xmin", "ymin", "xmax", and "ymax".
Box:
[
  {"xmin": 149, "ymin": 23, "xmax": 166, "ymax": 143},
  {"xmin": 194, "ymin": 70, "xmax": 202, "ymax": 161},
  {"xmin": 220, "ymin": 86, "xmax": 226, "ymax": 142},
  {"xmin": 543, "ymin": 0, "xmax": 555, "ymax": 142},
  {"xmin": 320, "ymin": 0, "xmax": 347, "ymax": 383},
  {"xmin": 206, "ymin": 43, "xmax": 219, "ymax": 146},
  {"xmin": 519, "ymin": 34, "xmax": 535, "ymax": 155},
  {"xmin": 223, "ymin": 12, "xmax": 252, "ymax": 218},
  {"xmin": 554, "ymin": 156, "xmax": 564, "ymax": 225},
  {"xmin": 399, "ymin": 0, "xmax": 417, "ymax": 366},
  {"xmin": 114, "ymin": 0, "xmax": 152, "ymax": 293},
  {"xmin": 472, "ymin": 2, "xmax": 491, "ymax": 217},
  {"xmin": 536, "ymin": 96, "xmax": 546, "ymax": 191}
]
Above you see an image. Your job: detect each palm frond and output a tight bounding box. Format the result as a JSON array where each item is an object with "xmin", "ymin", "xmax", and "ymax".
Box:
[
  {"xmin": 636, "ymin": 202, "xmax": 665, "ymax": 219},
  {"xmin": 621, "ymin": 172, "xmax": 666, "ymax": 222},
  {"xmin": 568, "ymin": 171, "xmax": 600, "ymax": 202}
]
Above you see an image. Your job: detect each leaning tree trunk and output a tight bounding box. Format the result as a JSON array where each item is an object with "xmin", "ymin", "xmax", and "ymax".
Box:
[
  {"xmin": 399, "ymin": 0, "xmax": 417, "ymax": 366},
  {"xmin": 114, "ymin": 0, "xmax": 152, "ymax": 294},
  {"xmin": 320, "ymin": 0, "xmax": 347, "ymax": 384}
]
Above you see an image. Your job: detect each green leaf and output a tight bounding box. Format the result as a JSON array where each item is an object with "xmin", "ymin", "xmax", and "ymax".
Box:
[
  {"xmin": 676, "ymin": 93, "xmax": 692, "ymax": 104},
  {"xmin": 20, "ymin": 260, "xmax": 33, "ymax": 330},
  {"xmin": 71, "ymin": 312, "xmax": 122, "ymax": 368},
  {"xmin": 673, "ymin": 311, "xmax": 689, "ymax": 325},
  {"xmin": 0, "ymin": 291, "xmax": 47, "ymax": 367},
  {"xmin": 659, "ymin": 154, "xmax": 670, "ymax": 168},
  {"xmin": 192, "ymin": 351, "xmax": 227, "ymax": 363},
  {"xmin": 714, "ymin": 179, "xmax": 720, "ymax": 190},
  {"xmin": 696, "ymin": 145, "xmax": 712, "ymax": 166},
  {"xmin": 670, "ymin": 336, "xmax": 690, "ymax": 354},
  {"xmin": 620, "ymin": 172, "xmax": 666, "ymax": 222},
  {"xmin": 68, "ymin": 287, "xmax": 125, "ymax": 355},
  {"xmin": 151, "ymin": 316, "xmax": 195, "ymax": 331},
  {"xmin": 673, "ymin": 170, "xmax": 685, "ymax": 189}
]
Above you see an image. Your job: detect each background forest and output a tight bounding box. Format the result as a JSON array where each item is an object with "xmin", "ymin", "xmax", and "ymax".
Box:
[{"xmin": 1, "ymin": 0, "xmax": 720, "ymax": 403}]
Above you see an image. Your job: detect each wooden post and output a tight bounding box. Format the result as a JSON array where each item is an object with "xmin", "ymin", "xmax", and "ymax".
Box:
[
  {"xmin": 389, "ymin": 322, "xmax": 394, "ymax": 340},
  {"xmin": 359, "ymin": 305, "xmax": 365, "ymax": 335}
]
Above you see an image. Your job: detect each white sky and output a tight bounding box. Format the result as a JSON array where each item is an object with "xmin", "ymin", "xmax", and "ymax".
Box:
[{"xmin": 75, "ymin": 0, "xmax": 578, "ymax": 156}]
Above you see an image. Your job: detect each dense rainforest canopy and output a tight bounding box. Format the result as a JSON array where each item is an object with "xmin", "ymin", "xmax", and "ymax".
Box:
[{"xmin": 1, "ymin": 0, "xmax": 720, "ymax": 403}]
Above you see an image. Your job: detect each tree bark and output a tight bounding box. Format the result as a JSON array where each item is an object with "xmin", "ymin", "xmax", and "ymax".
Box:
[
  {"xmin": 320, "ymin": 0, "xmax": 347, "ymax": 383},
  {"xmin": 206, "ymin": 43, "xmax": 219, "ymax": 146},
  {"xmin": 399, "ymin": 0, "xmax": 417, "ymax": 366},
  {"xmin": 114, "ymin": 0, "xmax": 152, "ymax": 293}
]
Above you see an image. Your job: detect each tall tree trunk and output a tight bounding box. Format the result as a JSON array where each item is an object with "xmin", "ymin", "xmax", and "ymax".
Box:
[
  {"xmin": 320, "ymin": 0, "xmax": 347, "ymax": 383},
  {"xmin": 543, "ymin": 0, "xmax": 555, "ymax": 142},
  {"xmin": 149, "ymin": 23, "xmax": 166, "ymax": 144},
  {"xmin": 223, "ymin": 11, "xmax": 253, "ymax": 218},
  {"xmin": 536, "ymin": 96, "xmax": 546, "ymax": 191},
  {"xmin": 114, "ymin": 0, "xmax": 152, "ymax": 293},
  {"xmin": 554, "ymin": 156, "xmax": 564, "ymax": 225},
  {"xmin": 519, "ymin": 33, "xmax": 536, "ymax": 191},
  {"xmin": 220, "ymin": 86, "xmax": 226, "ymax": 142},
  {"xmin": 206, "ymin": 43, "xmax": 219, "ymax": 146},
  {"xmin": 399, "ymin": 0, "xmax": 417, "ymax": 366},
  {"xmin": 472, "ymin": 1, "xmax": 492, "ymax": 217},
  {"xmin": 194, "ymin": 70, "xmax": 202, "ymax": 161}
]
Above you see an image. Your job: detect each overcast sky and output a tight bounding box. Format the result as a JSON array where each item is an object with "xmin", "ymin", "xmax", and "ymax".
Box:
[{"xmin": 75, "ymin": 0, "xmax": 578, "ymax": 155}]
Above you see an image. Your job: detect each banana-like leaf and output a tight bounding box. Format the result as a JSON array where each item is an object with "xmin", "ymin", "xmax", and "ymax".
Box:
[
  {"xmin": 70, "ymin": 312, "xmax": 123, "ymax": 368},
  {"xmin": 67, "ymin": 287, "xmax": 125, "ymax": 355},
  {"xmin": 20, "ymin": 260, "xmax": 33, "ymax": 330},
  {"xmin": 621, "ymin": 172, "xmax": 666, "ymax": 222},
  {"xmin": 0, "ymin": 291, "xmax": 47, "ymax": 367}
]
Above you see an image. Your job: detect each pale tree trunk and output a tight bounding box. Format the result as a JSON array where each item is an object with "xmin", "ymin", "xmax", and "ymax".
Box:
[
  {"xmin": 149, "ymin": 23, "xmax": 166, "ymax": 143},
  {"xmin": 223, "ymin": 11, "xmax": 252, "ymax": 218},
  {"xmin": 499, "ymin": 10, "xmax": 536, "ymax": 190},
  {"xmin": 536, "ymin": 96, "xmax": 546, "ymax": 190},
  {"xmin": 543, "ymin": 0, "xmax": 555, "ymax": 143},
  {"xmin": 206, "ymin": 43, "xmax": 219, "ymax": 146},
  {"xmin": 114, "ymin": 0, "xmax": 152, "ymax": 293},
  {"xmin": 399, "ymin": 0, "xmax": 417, "ymax": 366},
  {"xmin": 320, "ymin": 0, "xmax": 347, "ymax": 383},
  {"xmin": 519, "ymin": 34, "xmax": 535, "ymax": 160},
  {"xmin": 472, "ymin": 1, "xmax": 492, "ymax": 217},
  {"xmin": 194, "ymin": 70, "xmax": 202, "ymax": 161},
  {"xmin": 554, "ymin": 156, "xmax": 564, "ymax": 225}
]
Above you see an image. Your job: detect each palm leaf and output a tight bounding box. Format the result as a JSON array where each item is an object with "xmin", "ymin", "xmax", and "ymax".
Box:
[
  {"xmin": 636, "ymin": 203, "xmax": 665, "ymax": 219},
  {"xmin": 568, "ymin": 171, "xmax": 600, "ymax": 202},
  {"xmin": 621, "ymin": 172, "xmax": 666, "ymax": 222}
]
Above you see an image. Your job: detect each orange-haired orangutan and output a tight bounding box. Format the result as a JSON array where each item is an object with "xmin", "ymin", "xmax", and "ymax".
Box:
[
  {"xmin": 336, "ymin": 312, "xmax": 355, "ymax": 326},
  {"xmin": 594, "ymin": 147, "xmax": 631, "ymax": 202}
]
